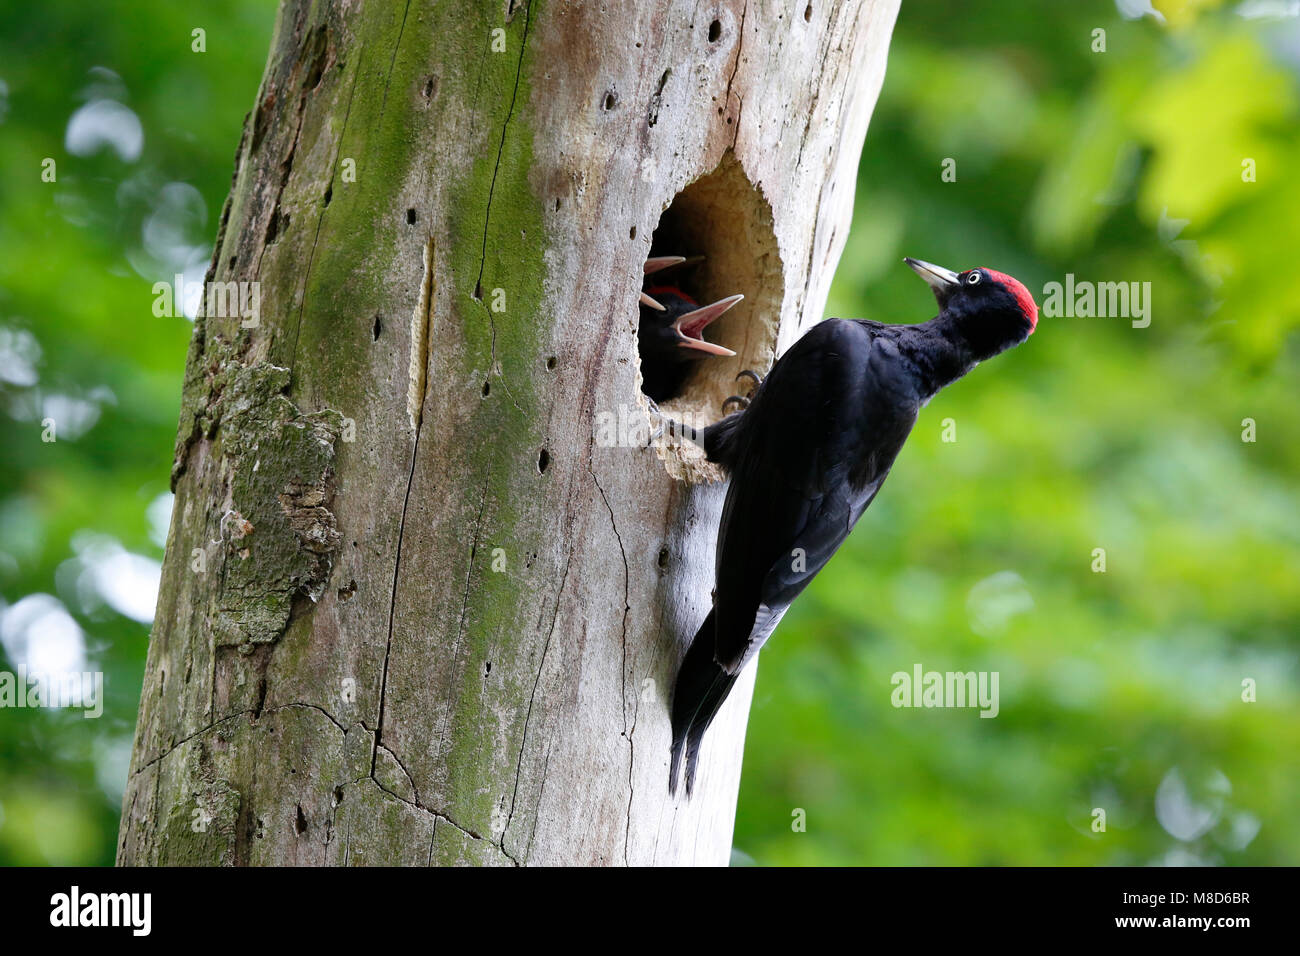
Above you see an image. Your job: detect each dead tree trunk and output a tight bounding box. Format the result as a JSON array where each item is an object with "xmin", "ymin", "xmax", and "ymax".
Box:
[{"xmin": 118, "ymin": 0, "xmax": 899, "ymax": 866}]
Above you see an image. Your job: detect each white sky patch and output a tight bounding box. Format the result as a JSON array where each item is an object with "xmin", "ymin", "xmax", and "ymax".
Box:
[
  {"xmin": 180, "ymin": 262, "xmax": 208, "ymax": 320},
  {"xmin": 1220, "ymin": 810, "xmax": 1262, "ymax": 850},
  {"xmin": 94, "ymin": 735, "xmax": 134, "ymax": 801},
  {"xmin": 143, "ymin": 182, "xmax": 206, "ymax": 258},
  {"xmin": 1155, "ymin": 767, "xmax": 1230, "ymax": 842},
  {"xmin": 65, "ymin": 99, "xmax": 143, "ymax": 162},
  {"xmin": 0, "ymin": 593, "xmax": 87, "ymax": 676},
  {"xmin": 126, "ymin": 180, "xmax": 211, "ymax": 317},
  {"xmin": 4, "ymin": 381, "xmax": 115, "ymax": 438},
  {"xmin": 146, "ymin": 492, "xmax": 174, "ymax": 548},
  {"xmin": 0, "ymin": 325, "xmax": 41, "ymax": 387},
  {"xmin": 71, "ymin": 534, "xmax": 161, "ymax": 624},
  {"xmin": 1115, "ymin": 0, "xmax": 1167, "ymax": 23},
  {"xmin": 40, "ymin": 393, "xmax": 102, "ymax": 440},
  {"xmin": 1238, "ymin": 0, "xmax": 1300, "ymax": 18}
]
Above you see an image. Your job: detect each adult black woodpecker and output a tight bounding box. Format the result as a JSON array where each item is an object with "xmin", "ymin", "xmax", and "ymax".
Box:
[
  {"xmin": 638, "ymin": 255, "xmax": 741, "ymax": 403},
  {"xmin": 668, "ymin": 257, "xmax": 1039, "ymax": 796}
]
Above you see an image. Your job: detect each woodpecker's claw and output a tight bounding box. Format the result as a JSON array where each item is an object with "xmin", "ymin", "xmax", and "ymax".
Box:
[{"xmin": 721, "ymin": 370, "xmax": 762, "ymax": 414}]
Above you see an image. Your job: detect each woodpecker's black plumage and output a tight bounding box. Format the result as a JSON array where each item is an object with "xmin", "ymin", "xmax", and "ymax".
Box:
[
  {"xmin": 668, "ymin": 258, "xmax": 1039, "ymax": 796},
  {"xmin": 638, "ymin": 287, "xmax": 742, "ymax": 402}
]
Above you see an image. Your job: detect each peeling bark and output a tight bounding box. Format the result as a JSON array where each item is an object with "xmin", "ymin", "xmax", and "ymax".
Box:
[{"xmin": 119, "ymin": 0, "xmax": 899, "ymax": 866}]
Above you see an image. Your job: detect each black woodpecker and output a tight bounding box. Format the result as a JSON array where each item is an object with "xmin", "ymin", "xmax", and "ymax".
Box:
[{"xmin": 668, "ymin": 257, "xmax": 1040, "ymax": 796}]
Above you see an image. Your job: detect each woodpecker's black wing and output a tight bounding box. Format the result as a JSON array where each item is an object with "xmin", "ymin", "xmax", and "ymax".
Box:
[
  {"xmin": 712, "ymin": 318, "xmax": 914, "ymax": 672},
  {"xmin": 670, "ymin": 319, "xmax": 919, "ymax": 794}
]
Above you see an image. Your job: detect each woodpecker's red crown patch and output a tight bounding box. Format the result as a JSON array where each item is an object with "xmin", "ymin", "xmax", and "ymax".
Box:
[{"xmin": 982, "ymin": 269, "xmax": 1038, "ymax": 330}]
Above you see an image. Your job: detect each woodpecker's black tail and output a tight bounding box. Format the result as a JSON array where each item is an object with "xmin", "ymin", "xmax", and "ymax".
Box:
[{"xmin": 669, "ymin": 609, "xmax": 739, "ymax": 797}]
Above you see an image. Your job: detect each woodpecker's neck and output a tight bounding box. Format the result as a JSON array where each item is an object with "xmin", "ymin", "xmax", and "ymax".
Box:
[
  {"xmin": 904, "ymin": 304, "xmax": 1031, "ymax": 399},
  {"xmin": 898, "ymin": 315, "xmax": 979, "ymax": 400}
]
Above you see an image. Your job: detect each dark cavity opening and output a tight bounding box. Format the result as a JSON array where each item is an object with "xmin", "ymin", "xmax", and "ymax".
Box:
[{"xmin": 638, "ymin": 151, "xmax": 783, "ymax": 483}]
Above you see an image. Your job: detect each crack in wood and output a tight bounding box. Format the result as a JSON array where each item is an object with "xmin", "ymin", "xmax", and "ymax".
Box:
[
  {"xmin": 371, "ymin": 422, "xmax": 425, "ymax": 776},
  {"xmin": 367, "ymin": 776, "xmax": 519, "ymax": 865},
  {"xmin": 289, "ymin": 39, "xmax": 363, "ymax": 374},
  {"xmin": 473, "ymin": 0, "xmax": 532, "ymax": 297},
  {"xmin": 500, "ymin": 543, "xmax": 572, "ymax": 858},
  {"xmin": 433, "ymin": 467, "xmax": 494, "ymax": 758},
  {"xmin": 588, "ymin": 465, "xmax": 635, "ymax": 863},
  {"xmin": 378, "ymin": 0, "xmax": 413, "ymax": 122}
]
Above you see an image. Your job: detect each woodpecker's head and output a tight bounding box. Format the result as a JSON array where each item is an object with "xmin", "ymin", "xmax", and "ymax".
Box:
[
  {"xmin": 639, "ymin": 288, "xmax": 741, "ymax": 359},
  {"xmin": 905, "ymin": 257, "xmax": 1038, "ymax": 358},
  {"xmin": 638, "ymin": 250, "xmax": 742, "ymax": 366}
]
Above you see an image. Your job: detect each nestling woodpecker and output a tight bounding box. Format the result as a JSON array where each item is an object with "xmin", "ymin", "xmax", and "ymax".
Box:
[
  {"xmin": 638, "ymin": 255, "xmax": 741, "ymax": 403},
  {"xmin": 668, "ymin": 257, "xmax": 1040, "ymax": 796}
]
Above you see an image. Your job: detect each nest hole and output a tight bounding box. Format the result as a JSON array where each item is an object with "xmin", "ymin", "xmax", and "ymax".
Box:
[{"xmin": 638, "ymin": 150, "xmax": 782, "ymax": 483}]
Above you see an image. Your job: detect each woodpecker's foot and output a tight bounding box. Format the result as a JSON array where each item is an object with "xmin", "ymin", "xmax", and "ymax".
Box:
[
  {"xmin": 643, "ymin": 396, "xmax": 703, "ymax": 445},
  {"xmin": 721, "ymin": 369, "xmax": 763, "ymax": 414}
]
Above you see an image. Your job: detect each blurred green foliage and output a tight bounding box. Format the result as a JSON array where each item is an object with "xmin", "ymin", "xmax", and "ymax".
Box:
[
  {"xmin": 0, "ymin": 0, "xmax": 278, "ymax": 864},
  {"xmin": 0, "ymin": 0, "xmax": 1296, "ymax": 866}
]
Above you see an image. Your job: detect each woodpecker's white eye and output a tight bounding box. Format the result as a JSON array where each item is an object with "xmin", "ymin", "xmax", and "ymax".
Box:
[{"xmin": 966, "ymin": 271, "xmax": 981, "ymax": 285}]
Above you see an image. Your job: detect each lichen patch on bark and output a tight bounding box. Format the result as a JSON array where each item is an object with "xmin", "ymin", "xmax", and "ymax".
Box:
[{"xmin": 214, "ymin": 362, "xmax": 344, "ymax": 650}]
